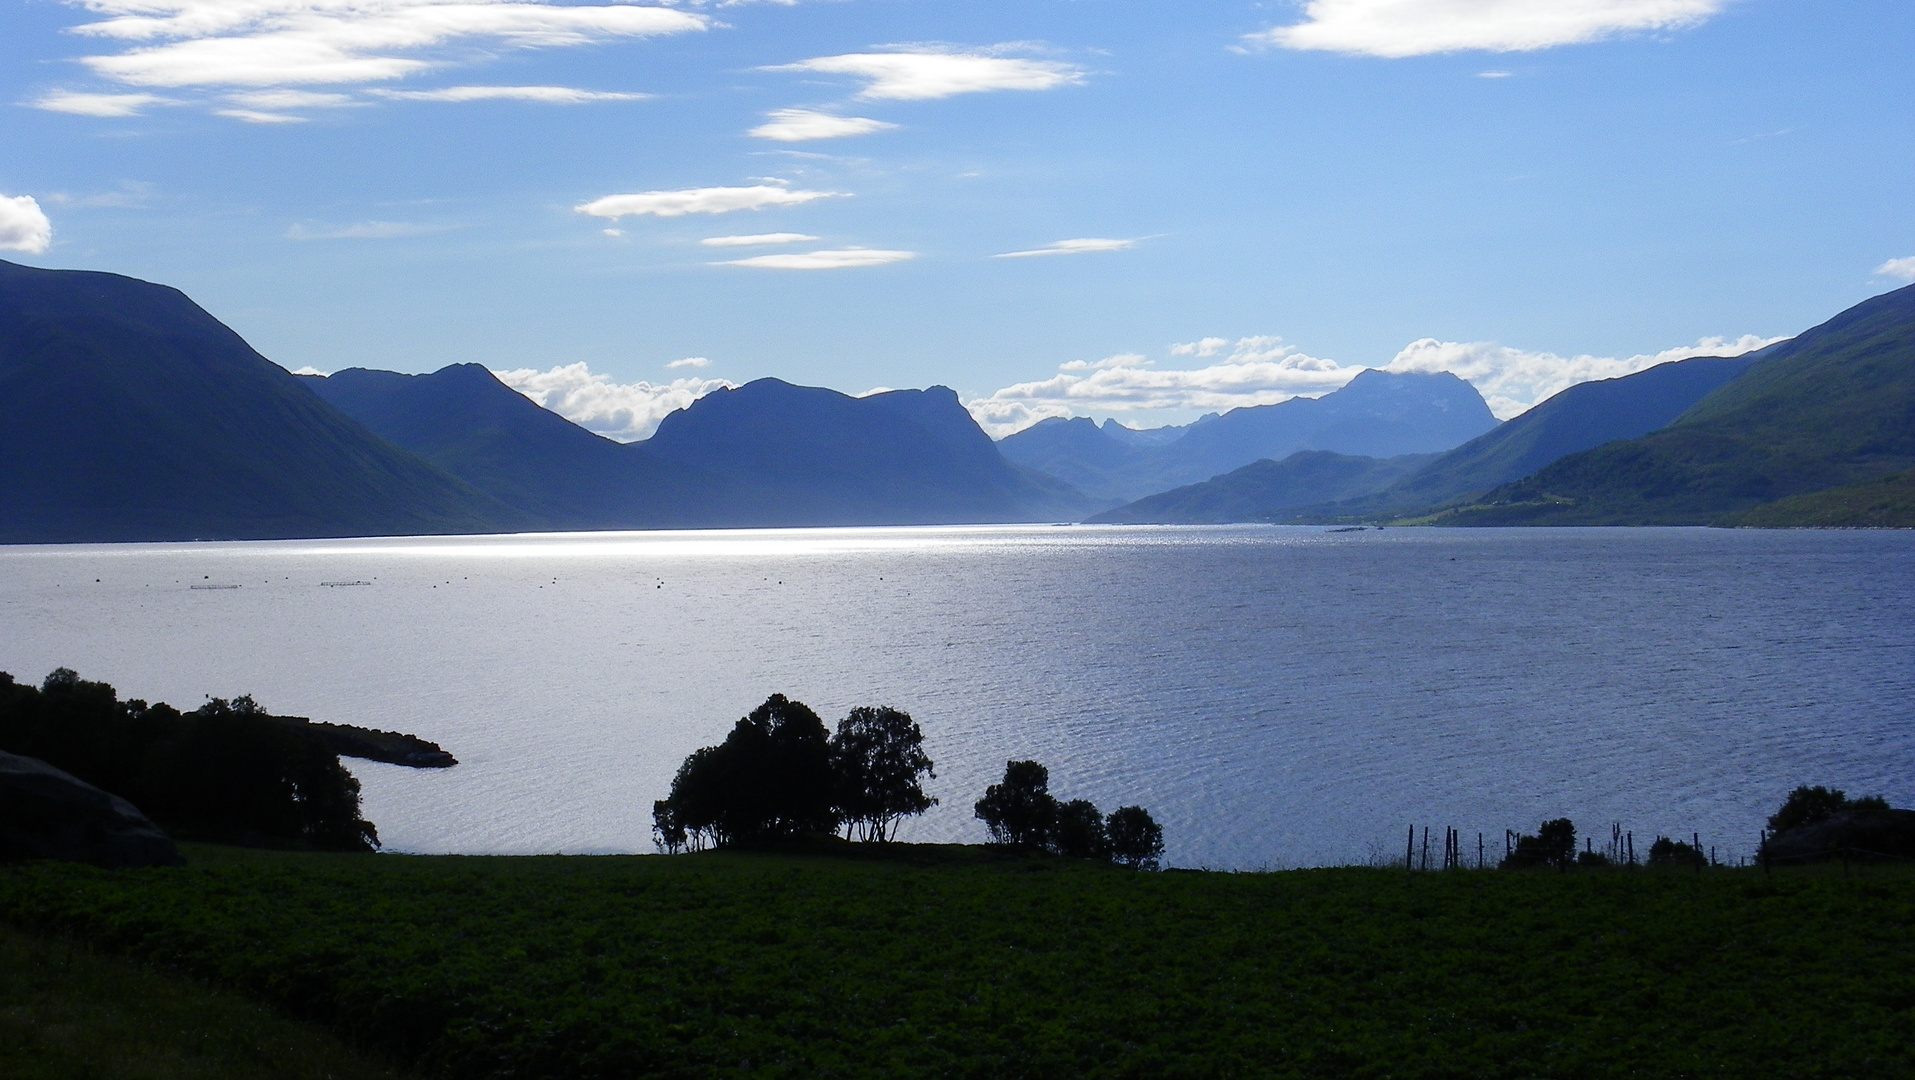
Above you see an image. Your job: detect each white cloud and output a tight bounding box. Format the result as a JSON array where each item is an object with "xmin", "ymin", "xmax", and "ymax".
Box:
[
  {"xmin": 1382, "ymin": 333, "xmax": 1782, "ymax": 418},
  {"xmin": 286, "ymin": 220, "xmax": 447, "ymax": 239},
  {"xmin": 969, "ymin": 329, "xmax": 1783, "ymax": 435},
  {"xmin": 0, "ymin": 196, "xmax": 55, "ymax": 254},
  {"xmin": 32, "ymin": 89, "xmax": 174, "ymax": 116},
  {"xmin": 748, "ymin": 108, "xmax": 897, "ymax": 142},
  {"xmin": 227, "ymin": 89, "xmax": 353, "ymax": 108},
  {"xmin": 1875, "ymin": 257, "xmax": 1915, "ymax": 282},
  {"xmin": 666, "ymin": 356, "xmax": 710, "ymax": 369},
  {"xmin": 492, "ymin": 362, "xmax": 732, "ymax": 441},
  {"xmin": 992, "ymin": 237, "xmax": 1136, "ymax": 259},
  {"xmin": 715, "ymin": 247, "xmax": 916, "ymax": 270},
  {"xmin": 64, "ymin": 0, "xmax": 708, "ymax": 89},
  {"xmin": 575, "ymin": 185, "xmax": 839, "ymax": 220},
  {"xmin": 763, "ymin": 48, "xmax": 1084, "ymax": 101},
  {"xmin": 371, "ymin": 85, "xmax": 646, "ymax": 103},
  {"xmin": 968, "ymin": 337, "xmax": 1354, "ymax": 436},
  {"xmin": 1248, "ymin": 0, "xmax": 1727, "ymax": 58},
  {"xmin": 287, "ymin": 364, "xmax": 330, "ymax": 375},
  {"xmin": 216, "ymin": 107, "xmax": 306, "ymax": 122},
  {"xmin": 699, "ymin": 232, "xmax": 819, "ymax": 247}
]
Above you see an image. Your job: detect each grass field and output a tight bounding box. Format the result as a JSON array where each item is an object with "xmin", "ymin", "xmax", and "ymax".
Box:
[{"xmin": 2, "ymin": 843, "xmax": 1912, "ymax": 1079}]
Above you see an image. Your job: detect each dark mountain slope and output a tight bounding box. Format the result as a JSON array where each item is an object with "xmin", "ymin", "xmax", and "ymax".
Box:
[
  {"xmin": 0, "ymin": 260, "xmax": 525, "ymax": 543},
  {"xmin": 302, "ymin": 365, "xmax": 731, "ymax": 529},
  {"xmin": 639, "ymin": 379, "xmax": 1095, "ymax": 525},
  {"xmin": 994, "ymin": 416, "xmax": 1155, "ymax": 503},
  {"xmin": 1351, "ymin": 354, "xmax": 1761, "ymax": 514},
  {"xmin": 1088, "ymin": 451, "xmax": 1434, "ymax": 524},
  {"xmin": 1451, "ymin": 284, "xmax": 1915, "ymax": 524}
]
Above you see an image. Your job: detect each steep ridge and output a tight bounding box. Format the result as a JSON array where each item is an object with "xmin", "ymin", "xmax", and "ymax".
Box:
[
  {"xmin": 1450, "ymin": 284, "xmax": 1915, "ymax": 524},
  {"xmin": 302, "ymin": 365, "xmax": 732, "ymax": 530},
  {"xmin": 639, "ymin": 379, "xmax": 1096, "ymax": 525},
  {"xmin": 1346, "ymin": 354, "xmax": 1763, "ymax": 514},
  {"xmin": 1088, "ymin": 451, "xmax": 1435, "ymax": 524},
  {"xmin": 991, "ymin": 416, "xmax": 1155, "ymax": 504},
  {"xmin": 0, "ymin": 260, "xmax": 525, "ymax": 543},
  {"xmin": 1000, "ymin": 369, "xmax": 1497, "ymax": 504}
]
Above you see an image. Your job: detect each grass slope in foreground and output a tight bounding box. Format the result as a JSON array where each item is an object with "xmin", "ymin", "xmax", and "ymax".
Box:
[
  {"xmin": 4, "ymin": 844, "xmax": 1914, "ymax": 1079},
  {"xmin": 0, "ymin": 922, "xmax": 412, "ymax": 1080}
]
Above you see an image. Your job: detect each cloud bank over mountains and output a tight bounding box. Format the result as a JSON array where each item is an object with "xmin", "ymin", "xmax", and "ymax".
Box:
[
  {"xmin": 488, "ymin": 327, "xmax": 1778, "ymax": 443},
  {"xmin": 964, "ymin": 331, "xmax": 1779, "ymax": 436},
  {"xmin": 492, "ymin": 362, "xmax": 734, "ymax": 441}
]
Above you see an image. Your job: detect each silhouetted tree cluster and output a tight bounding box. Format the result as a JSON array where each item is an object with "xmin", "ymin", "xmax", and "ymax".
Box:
[
  {"xmin": 1647, "ymin": 836, "xmax": 1707, "ymax": 869},
  {"xmin": 972, "ymin": 760, "xmax": 1165, "ymax": 870},
  {"xmin": 1501, "ymin": 818, "xmax": 1576, "ymax": 870},
  {"xmin": 0, "ymin": 669, "xmax": 378, "ymax": 851},
  {"xmin": 652, "ymin": 695, "xmax": 936, "ymax": 852},
  {"xmin": 1767, "ymin": 785, "xmax": 1889, "ymax": 835}
]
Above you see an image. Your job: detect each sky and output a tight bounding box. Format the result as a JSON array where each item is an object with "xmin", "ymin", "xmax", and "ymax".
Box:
[{"xmin": 3, "ymin": 0, "xmax": 1912, "ymax": 439}]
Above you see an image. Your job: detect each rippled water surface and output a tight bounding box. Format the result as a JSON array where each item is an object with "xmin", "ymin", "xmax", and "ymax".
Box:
[{"xmin": 2, "ymin": 525, "xmax": 1910, "ymax": 868}]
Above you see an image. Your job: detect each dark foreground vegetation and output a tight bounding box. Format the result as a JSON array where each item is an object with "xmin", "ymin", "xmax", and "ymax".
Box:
[
  {"xmin": 3, "ymin": 844, "xmax": 1914, "ymax": 1080},
  {"xmin": 0, "ymin": 670, "xmax": 378, "ymax": 851}
]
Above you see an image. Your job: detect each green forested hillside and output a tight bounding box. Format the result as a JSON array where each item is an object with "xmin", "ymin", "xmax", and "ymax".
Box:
[
  {"xmin": 1452, "ymin": 284, "xmax": 1915, "ymax": 524},
  {"xmin": 1732, "ymin": 469, "xmax": 1915, "ymax": 528}
]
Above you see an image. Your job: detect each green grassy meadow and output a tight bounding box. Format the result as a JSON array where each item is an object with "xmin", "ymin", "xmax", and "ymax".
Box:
[{"xmin": 3, "ymin": 844, "xmax": 1912, "ymax": 1079}]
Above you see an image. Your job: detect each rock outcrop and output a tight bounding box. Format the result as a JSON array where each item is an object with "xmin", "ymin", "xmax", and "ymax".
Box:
[{"xmin": 0, "ymin": 750, "xmax": 185, "ymax": 867}]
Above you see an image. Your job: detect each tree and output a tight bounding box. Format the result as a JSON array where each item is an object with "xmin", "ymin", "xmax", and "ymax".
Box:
[
  {"xmin": 1768, "ymin": 785, "xmax": 1889, "ymax": 835},
  {"xmin": 654, "ymin": 695, "xmax": 839, "ymax": 848},
  {"xmin": 974, "ymin": 760, "xmax": 1056, "ymax": 847},
  {"xmin": 1104, "ymin": 806, "xmax": 1164, "ymax": 870},
  {"xmin": 830, "ymin": 706, "xmax": 936, "ymax": 842},
  {"xmin": 1503, "ymin": 818, "xmax": 1576, "ymax": 870},
  {"xmin": 1050, "ymin": 799, "xmax": 1107, "ymax": 859}
]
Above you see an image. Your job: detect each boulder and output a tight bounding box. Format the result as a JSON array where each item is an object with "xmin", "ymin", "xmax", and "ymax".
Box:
[
  {"xmin": 1764, "ymin": 808, "xmax": 1915, "ymax": 865},
  {"xmin": 0, "ymin": 750, "xmax": 185, "ymax": 868}
]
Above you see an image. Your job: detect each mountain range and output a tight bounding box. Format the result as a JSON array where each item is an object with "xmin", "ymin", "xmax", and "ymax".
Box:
[
  {"xmin": 999, "ymin": 368, "xmax": 1499, "ymax": 504},
  {"xmin": 4, "ymin": 257, "xmax": 1909, "ymax": 542},
  {"xmin": 0, "ymin": 260, "xmax": 1090, "ymax": 542}
]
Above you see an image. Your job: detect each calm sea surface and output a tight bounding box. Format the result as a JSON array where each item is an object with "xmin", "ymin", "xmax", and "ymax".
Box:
[{"xmin": 1, "ymin": 525, "xmax": 1909, "ymax": 868}]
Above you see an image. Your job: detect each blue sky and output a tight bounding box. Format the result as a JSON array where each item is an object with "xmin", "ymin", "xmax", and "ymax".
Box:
[{"xmin": 4, "ymin": 0, "xmax": 1912, "ymax": 437}]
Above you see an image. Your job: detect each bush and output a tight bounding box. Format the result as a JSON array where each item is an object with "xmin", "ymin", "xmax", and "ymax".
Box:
[
  {"xmin": 1502, "ymin": 819, "xmax": 1576, "ymax": 870},
  {"xmin": 1647, "ymin": 836, "xmax": 1707, "ymax": 869},
  {"xmin": 1768, "ymin": 786, "xmax": 1889, "ymax": 835}
]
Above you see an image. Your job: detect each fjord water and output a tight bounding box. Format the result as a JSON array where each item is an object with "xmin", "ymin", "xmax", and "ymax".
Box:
[{"xmin": 2, "ymin": 526, "xmax": 1909, "ymax": 869}]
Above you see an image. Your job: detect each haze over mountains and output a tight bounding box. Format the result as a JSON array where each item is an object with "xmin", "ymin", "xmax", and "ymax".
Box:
[
  {"xmin": 999, "ymin": 369, "xmax": 1498, "ymax": 504},
  {"xmin": 3, "ymin": 258, "xmax": 1909, "ymax": 542}
]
